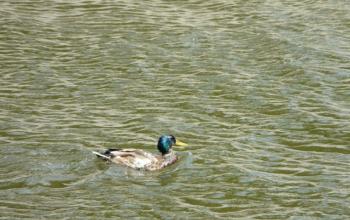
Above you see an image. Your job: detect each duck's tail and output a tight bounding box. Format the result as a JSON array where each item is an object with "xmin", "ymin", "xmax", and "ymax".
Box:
[
  {"xmin": 92, "ymin": 151, "xmax": 112, "ymax": 161},
  {"xmin": 92, "ymin": 149, "xmax": 121, "ymax": 161}
]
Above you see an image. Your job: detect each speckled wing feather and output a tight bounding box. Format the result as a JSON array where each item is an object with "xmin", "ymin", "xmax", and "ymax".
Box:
[
  {"xmin": 108, "ymin": 149, "xmax": 159, "ymax": 170},
  {"xmin": 94, "ymin": 148, "xmax": 179, "ymax": 171}
]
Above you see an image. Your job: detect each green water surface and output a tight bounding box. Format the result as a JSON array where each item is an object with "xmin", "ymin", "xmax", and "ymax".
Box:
[{"xmin": 1, "ymin": 0, "xmax": 349, "ymax": 219}]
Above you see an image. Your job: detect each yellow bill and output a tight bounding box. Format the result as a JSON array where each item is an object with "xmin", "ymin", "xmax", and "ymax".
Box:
[{"xmin": 175, "ymin": 140, "xmax": 188, "ymax": 147}]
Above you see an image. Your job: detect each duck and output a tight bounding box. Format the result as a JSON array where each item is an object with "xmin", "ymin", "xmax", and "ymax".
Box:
[{"xmin": 92, "ymin": 135, "xmax": 187, "ymax": 171}]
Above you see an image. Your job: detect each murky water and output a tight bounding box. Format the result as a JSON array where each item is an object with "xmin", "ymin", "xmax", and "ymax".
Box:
[{"xmin": 1, "ymin": 0, "xmax": 349, "ymax": 219}]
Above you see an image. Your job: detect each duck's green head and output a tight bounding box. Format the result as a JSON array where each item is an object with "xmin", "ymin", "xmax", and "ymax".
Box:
[{"xmin": 157, "ymin": 135, "xmax": 187, "ymax": 155}]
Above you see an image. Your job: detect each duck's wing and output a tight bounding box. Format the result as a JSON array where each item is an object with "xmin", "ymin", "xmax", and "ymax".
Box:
[{"xmin": 107, "ymin": 149, "xmax": 159, "ymax": 170}]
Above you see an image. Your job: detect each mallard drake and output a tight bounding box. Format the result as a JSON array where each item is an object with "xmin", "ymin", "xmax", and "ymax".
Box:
[{"xmin": 92, "ymin": 135, "xmax": 187, "ymax": 171}]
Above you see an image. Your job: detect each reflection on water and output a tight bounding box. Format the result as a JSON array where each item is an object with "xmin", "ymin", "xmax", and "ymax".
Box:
[{"xmin": 1, "ymin": 0, "xmax": 349, "ymax": 219}]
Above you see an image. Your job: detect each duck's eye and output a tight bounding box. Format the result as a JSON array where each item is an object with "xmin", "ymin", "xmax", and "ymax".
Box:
[{"xmin": 170, "ymin": 135, "xmax": 176, "ymax": 143}]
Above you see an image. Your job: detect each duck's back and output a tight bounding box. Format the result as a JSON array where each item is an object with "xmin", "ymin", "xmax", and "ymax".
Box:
[
  {"xmin": 95, "ymin": 148, "xmax": 178, "ymax": 171},
  {"xmin": 108, "ymin": 149, "xmax": 158, "ymax": 170}
]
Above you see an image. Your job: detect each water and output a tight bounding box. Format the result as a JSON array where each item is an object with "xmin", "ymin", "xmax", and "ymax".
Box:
[{"xmin": 1, "ymin": 0, "xmax": 349, "ymax": 219}]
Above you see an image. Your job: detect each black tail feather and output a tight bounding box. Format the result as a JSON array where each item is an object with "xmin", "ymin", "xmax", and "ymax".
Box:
[
  {"xmin": 93, "ymin": 148, "xmax": 121, "ymax": 161},
  {"xmin": 104, "ymin": 148, "xmax": 121, "ymax": 156}
]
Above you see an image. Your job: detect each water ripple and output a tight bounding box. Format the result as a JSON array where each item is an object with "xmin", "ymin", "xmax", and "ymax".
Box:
[{"xmin": 1, "ymin": 0, "xmax": 350, "ymax": 219}]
